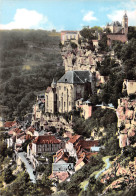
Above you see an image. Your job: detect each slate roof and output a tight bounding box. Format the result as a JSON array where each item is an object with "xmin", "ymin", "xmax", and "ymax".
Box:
[
  {"xmin": 108, "ymin": 21, "xmax": 122, "ymax": 27},
  {"xmin": 57, "ymin": 70, "xmax": 92, "ymax": 84}
]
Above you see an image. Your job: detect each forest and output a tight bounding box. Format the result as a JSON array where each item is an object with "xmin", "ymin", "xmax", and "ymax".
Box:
[{"xmin": 0, "ymin": 30, "xmax": 64, "ymax": 120}]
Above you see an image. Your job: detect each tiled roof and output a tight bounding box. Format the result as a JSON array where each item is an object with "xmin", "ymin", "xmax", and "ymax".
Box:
[
  {"xmin": 8, "ymin": 127, "xmax": 22, "ymax": 135},
  {"xmin": 49, "ymin": 171, "xmax": 69, "ymax": 182},
  {"xmin": 75, "ymin": 152, "xmax": 86, "ymax": 167},
  {"xmin": 75, "ymin": 140, "xmax": 98, "ymax": 150},
  {"xmin": 13, "ymin": 128, "xmax": 22, "ymax": 134},
  {"xmin": 33, "ymin": 135, "xmax": 61, "ymax": 144},
  {"xmin": 54, "ymin": 149, "xmax": 69, "ymax": 163},
  {"xmin": 68, "ymin": 135, "xmax": 82, "ymax": 144},
  {"xmin": 57, "ymin": 70, "xmax": 92, "ymax": 84},
  {"xmin": 4, "ymin": 121, "xmax": 16, "ymax": 128}
]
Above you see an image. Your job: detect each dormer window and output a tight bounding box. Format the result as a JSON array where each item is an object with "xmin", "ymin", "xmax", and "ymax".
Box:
[{"xmin": 65, "ymin": 78, "xmax": 67, "ymax": 82}]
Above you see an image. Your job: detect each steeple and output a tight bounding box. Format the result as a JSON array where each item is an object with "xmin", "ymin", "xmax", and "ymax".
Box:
[
  {"xmin": 51, "ymin": 78, "xmax": 56, "ymax": 88},
  {"xmin": 124, "ymin": 10, "xmax": 128, "ymax": 18},
  {"xmin": 122, "ymin": 10, "xmax": 128, "ymax": 35}
]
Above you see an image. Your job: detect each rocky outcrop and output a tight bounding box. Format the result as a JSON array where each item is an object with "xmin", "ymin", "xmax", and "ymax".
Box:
[{"xmin": 117, "ymin": 97, "xmax": 136, "ymax": 148}]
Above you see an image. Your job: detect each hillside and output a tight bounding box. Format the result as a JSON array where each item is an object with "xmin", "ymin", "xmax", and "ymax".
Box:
[{"xmin": 0, "ymin": 30, "xmax": 64, "ymax": 120}]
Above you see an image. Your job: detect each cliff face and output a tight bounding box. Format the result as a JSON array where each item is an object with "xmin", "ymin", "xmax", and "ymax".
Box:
[{"xmin": 117, "ymin": 97, "xmax": 136, "ymax": 148}]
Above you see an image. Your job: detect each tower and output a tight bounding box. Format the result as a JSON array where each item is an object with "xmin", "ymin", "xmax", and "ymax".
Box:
[{"xmin": 122, "ymin": 11, "xmax": 128, "ymax": 35}]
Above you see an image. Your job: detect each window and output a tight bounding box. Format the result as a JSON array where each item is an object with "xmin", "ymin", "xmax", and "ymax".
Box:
[
  {"xmin": 38, "ymin": 145, "xmax": 42, "ymax": 152},
  {"xmin": 64, "ymin": 87, "xmax": 66, "ymax": 91},
  {"xmin": 64, "ymin": 102, "xmax": 66, "ymax": 108},
  {"xmin": 59, "ymin": 86, "xmax": 61, "ymax": 90}
]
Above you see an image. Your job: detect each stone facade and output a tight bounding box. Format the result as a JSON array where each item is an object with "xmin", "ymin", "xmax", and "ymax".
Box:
[
  {"xmin": 106, "ymin": 13, "xmax": 128, "ymax": 46},
  {"xmin": 45, "ymin": 80, "xmax": 57, "ymax": 114},
  {"xmin": 57, "ymin": 70, "xmax": 92, "ymax": 113},
  {"xmin": 106, "ymin": 13, "xmax": 128, "ymax": 34},
  {"xmin": 30, "ymin": 135, "xmax": 65, "ymax": 156},
  {"xmin": 122, "ymin": 79, "xmax": 136, "ymax": 96},
  {"xmin": 61, "ymin": 31, "xmax": 79, "ymax": 44}
]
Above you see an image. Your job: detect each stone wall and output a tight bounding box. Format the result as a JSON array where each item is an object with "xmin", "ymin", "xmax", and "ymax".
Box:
[{"xmin": 107, "ymin": 34, "xmax": 127, "ymax": 46}]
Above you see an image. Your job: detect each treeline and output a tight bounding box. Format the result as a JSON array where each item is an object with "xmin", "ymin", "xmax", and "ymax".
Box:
[{"xmin": 0, "ymin": 30, "xmax": 64, "ymax": 120}]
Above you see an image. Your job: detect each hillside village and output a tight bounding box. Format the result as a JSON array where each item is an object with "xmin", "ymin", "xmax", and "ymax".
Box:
[{"xmin": 0, "ymin": 12, "xmax": 136, "ymax": 196}]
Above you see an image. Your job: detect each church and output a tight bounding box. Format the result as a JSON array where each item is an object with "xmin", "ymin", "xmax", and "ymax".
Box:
[{"xmin": 45, "ymin": 70, "xmax": 93, "ymax": 114}]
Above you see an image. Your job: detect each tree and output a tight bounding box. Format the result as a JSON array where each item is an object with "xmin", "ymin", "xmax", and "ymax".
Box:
[
  {"xmin": 80, "ymin": 28, "xmax": 96, "ymax": 40},
  {"xmin": 4, "ymin": 167, "xmax": 14, "ymax": 183},
  {"xmin": 98, "ymin": 34, "xmax": 108, "ymax": 52},
  {"xmin": 70, "ymin": 42, "xmax": 77, "ymax": 49}
]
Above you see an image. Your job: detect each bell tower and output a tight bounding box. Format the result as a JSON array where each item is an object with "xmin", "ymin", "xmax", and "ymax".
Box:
[{"xmin": 122, "ymin": 11, "xmax": 128, "ymax": 35}]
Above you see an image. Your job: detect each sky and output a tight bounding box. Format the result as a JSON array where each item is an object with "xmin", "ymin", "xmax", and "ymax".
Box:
[{"xmin": 0, "ymin": 0, "xmax": 136, "ymax": 31}]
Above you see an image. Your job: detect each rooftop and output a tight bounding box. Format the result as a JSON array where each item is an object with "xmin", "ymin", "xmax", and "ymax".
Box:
[
  {"xmin": 33, "ymin": 135, "xmax": 61, "ymax": 144},
  {"xmin": 57, "ymin": 70, "xmax": 92, "ymax": 84},
  {"xmin": 68, "ymin": 135, "xmax": 82, "ymax": 144}
]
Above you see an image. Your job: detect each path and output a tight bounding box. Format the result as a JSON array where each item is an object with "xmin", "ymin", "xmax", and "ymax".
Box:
[
  {"xmin": 18, "ymin": 152, "xmax": 36, "ymax": 183},
  {"xmin": 82, "ymin": 156, "xmax": 111, "ymax": 191},
  {"xmin": 95, "ymin": 157, "xmax": 110, "ymax": 179}
]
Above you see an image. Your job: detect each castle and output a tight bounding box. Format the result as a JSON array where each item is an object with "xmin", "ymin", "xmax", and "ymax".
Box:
[{"xmin": 106, "ymin": 12, "xmax": 128, "ymax": 45}]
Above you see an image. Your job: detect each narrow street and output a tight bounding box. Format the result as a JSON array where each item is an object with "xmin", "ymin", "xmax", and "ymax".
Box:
[{"xmin": 18, "ymin": 152, "xmax": 36, "ymax": 183}]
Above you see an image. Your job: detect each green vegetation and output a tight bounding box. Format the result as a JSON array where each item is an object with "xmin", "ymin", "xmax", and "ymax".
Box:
[
  {"xmin": 70, "ymin": 42, "xmax": 77, "ymax": 49},
  {"xmin": 1, "ymin": 170, "xmax": 53, "ymax": 196},
  {"xmin": 97, "ymin": 28, "xmax": 136, "ymax": 107},
  {"xmin": 57, "ymin": 154, "xmax": 104, "ymax": 196},
  {"xmin": 128, "ymin": 26, "xmax": 136, "ymax": 40},
  {"xmin": 0, "ymin": 30, "xmax": 64, "ymax": 120},
  {"xmin": 80, "ymin": 28, "xmax": 97, "ymax": 40}
]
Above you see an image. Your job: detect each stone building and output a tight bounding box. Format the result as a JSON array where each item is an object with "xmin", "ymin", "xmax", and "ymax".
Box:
[
  {"xmin": 106, "ymin": 12, "xmax": 128, "ymax": 46},
  {"xmin": 56, "ymin": 70, "xmax": 93, "ymax": 113},
  {"xmin": 122, "ymin": 79, "xmax": 136, "ymax": 96},
  {"xmin": 106, "ymin": 12, "xmax": 128, "ymax": 34},
  {"xmin": 61, "ymin": 31, "xmax": 79, "ymax": 44},
  {"xmin": 45, "ymin": 79, "xmax": 57, "ymax": 114}
]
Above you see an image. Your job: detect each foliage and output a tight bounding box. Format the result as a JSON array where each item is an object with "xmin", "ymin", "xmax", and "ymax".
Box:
[
  {"xmin": 98, "ymin": 33, "xmax": 109, "ymax": 52},
  {"xmin": 1, "ymin": 170, "xmax": 53, "ymax": 196},
  {"xmin": 4, "ymin": 167, "xmax": 14, "ymax": 184},
  {"xmin": 58, "ymin": 154, "xmax": 104, "ymax": 195},
  {"xmin": 128, "ymin": 26, "xmax": 136, "ymax": 40},
  {"xmin": 22, "ymin": 139, "xmax": 31, "ymax": 152},
  {"xmin": 80, "ymin": 28, "xmax": 96, "ymax": 40},
  {"xmin": 72, "ymin": 107, "xmax": 117, "ymax": 138},
  {"xmin": 85, "ymin": 176, "xmax": 104, "ymax": 196},
  {"xmin": 0, "ymin": 29, "xmax": 64, "ymax": 120},
  {"xmin": 70, "ymin": 42, "xmax": 77, "ymax": 49}
]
